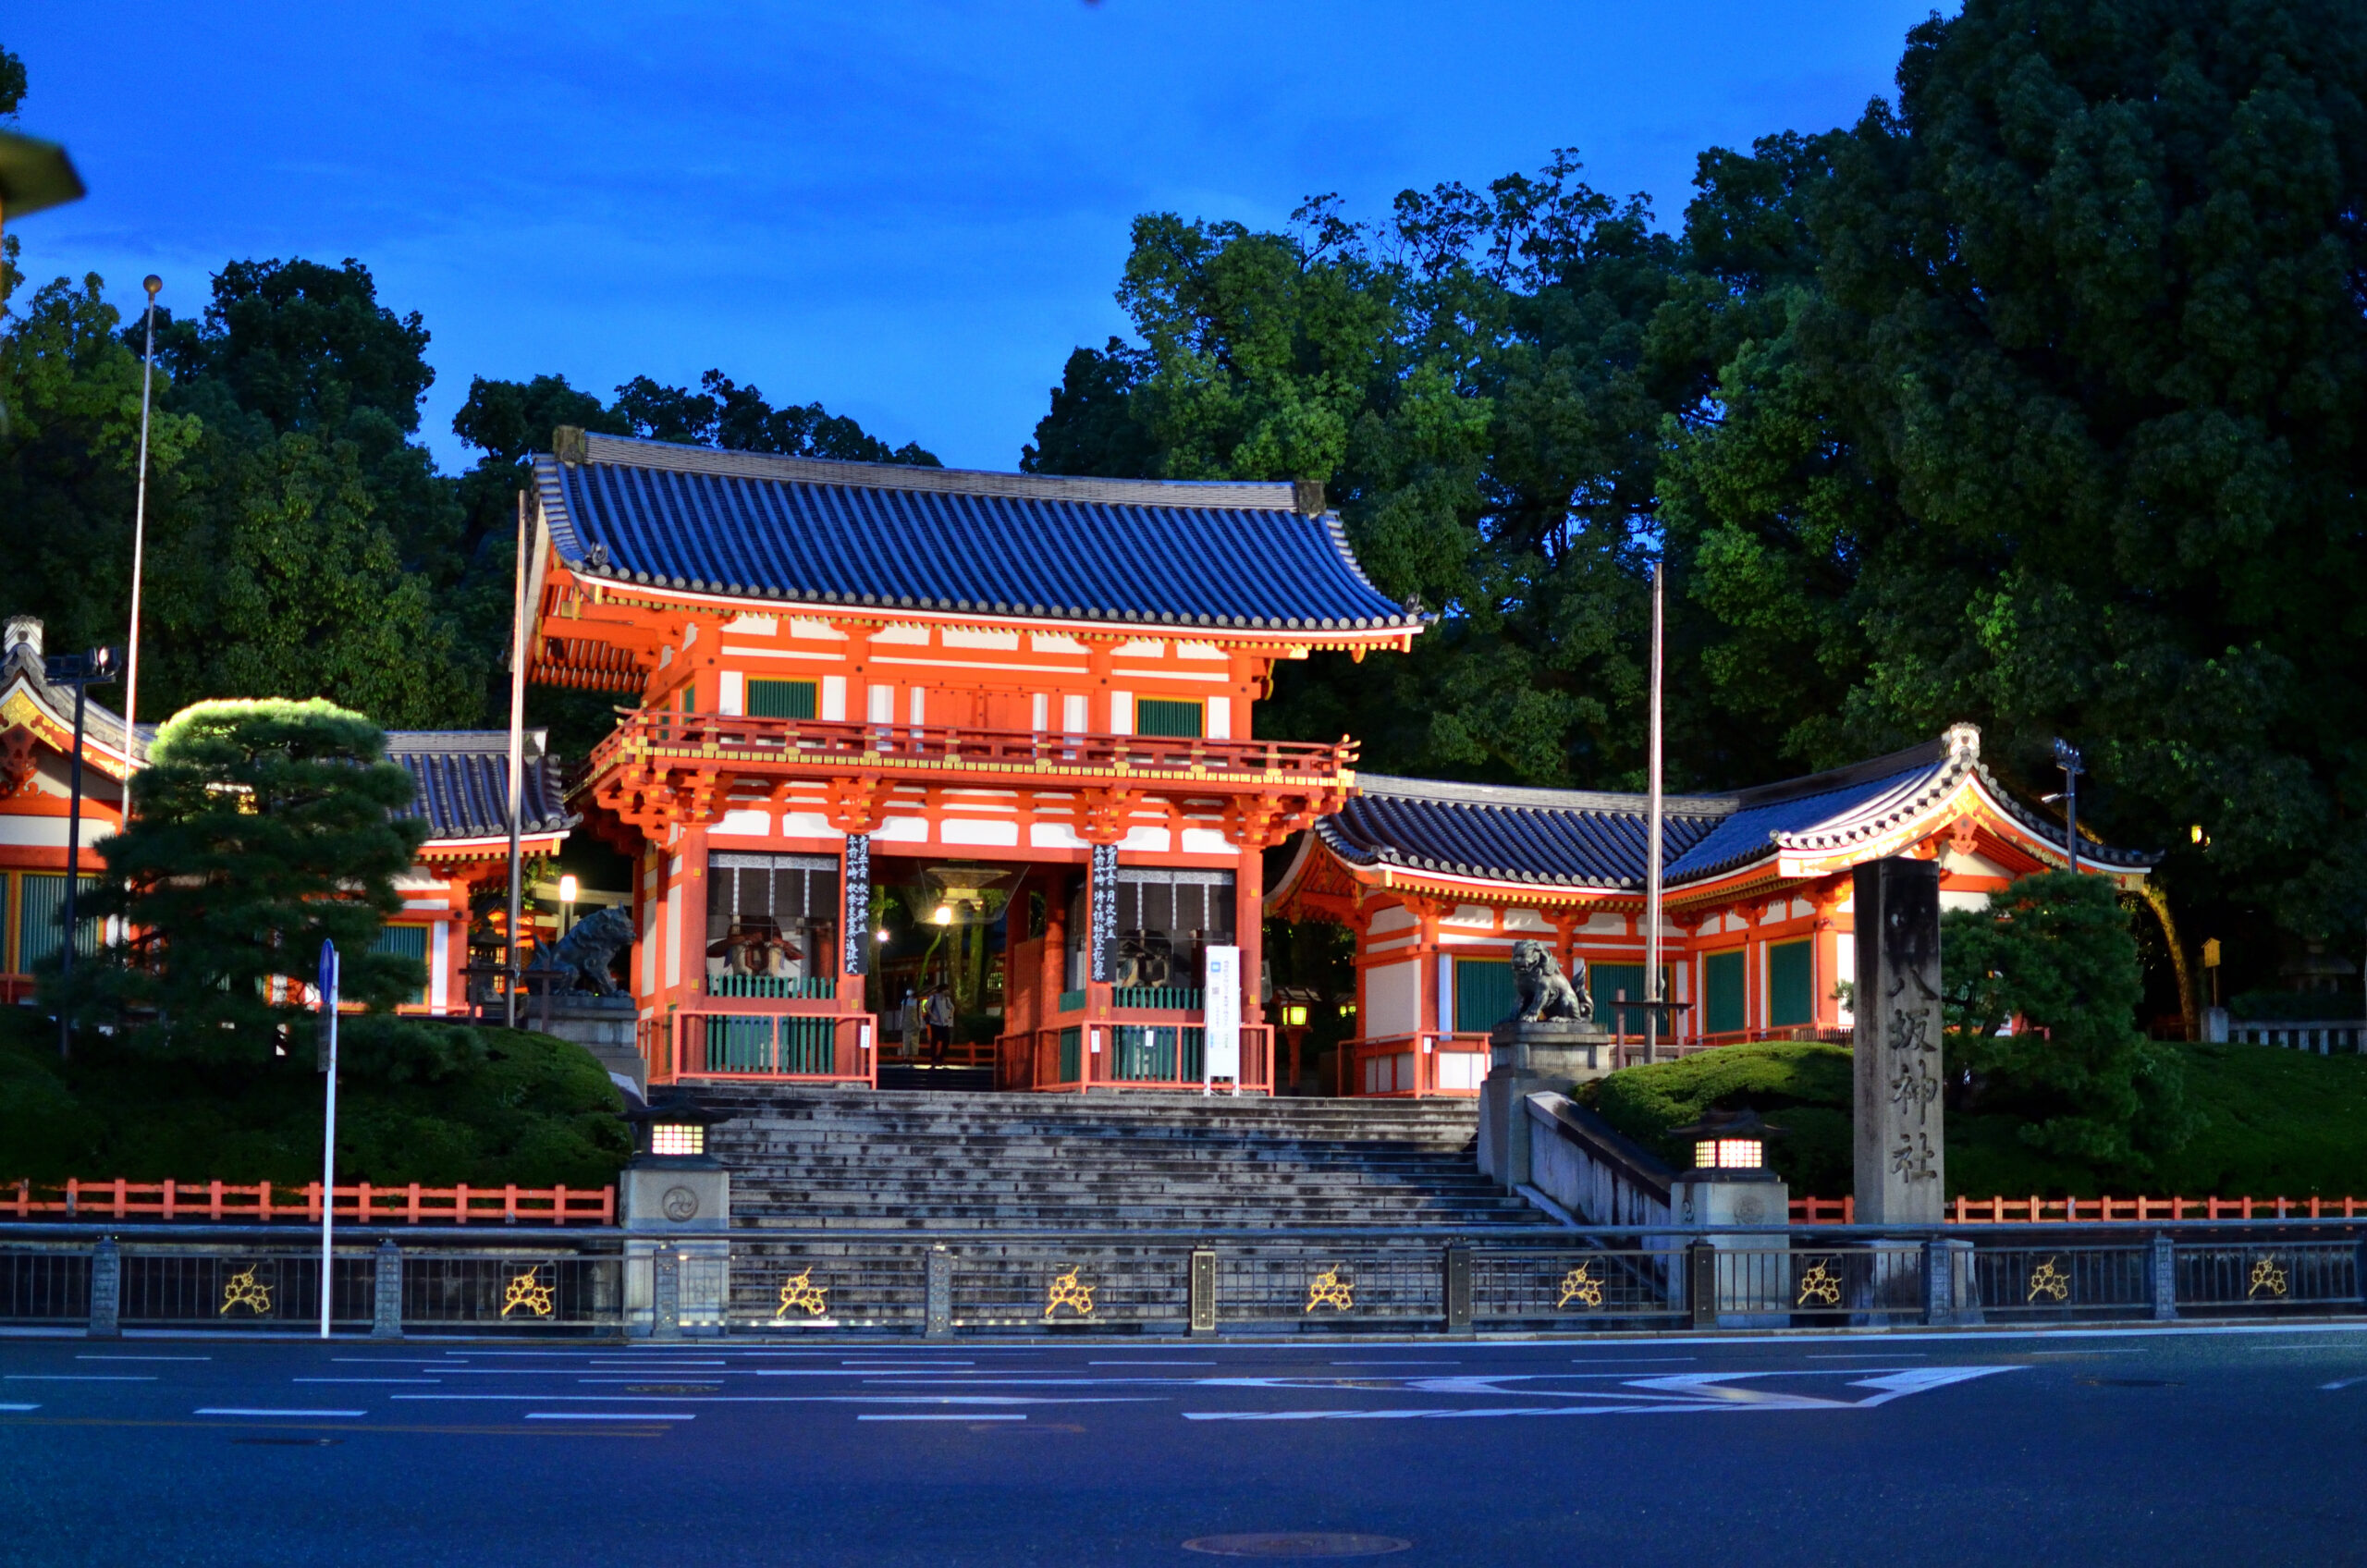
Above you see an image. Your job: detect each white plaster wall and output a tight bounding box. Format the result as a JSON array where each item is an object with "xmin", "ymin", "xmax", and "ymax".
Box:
[
  {"xmin": 940, "ymin": 818, "xmax": 1021, "ymax": 847},
  {"xmin": 1366, "ymin": 960, "xmax": 1420, "ymax": 1038}
]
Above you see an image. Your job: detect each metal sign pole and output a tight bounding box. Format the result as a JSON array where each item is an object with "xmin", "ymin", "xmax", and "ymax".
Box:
[
  {"xmin": 317, "ymin": 938, "xmax": 339, "ymax": 1341},
  {"xmin": 1644, "ymin": 561, "xmax": 1665, "ymax": 1065}
]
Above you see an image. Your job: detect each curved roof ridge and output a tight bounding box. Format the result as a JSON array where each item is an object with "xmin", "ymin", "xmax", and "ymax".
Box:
[
  {"xmin": 1354, "ymin": 772, "xmax": 1736, "ymax": 816},
  {"xmin": 572, "ymin": 431, "xmax": 1305, "ymax": 512},
  {"xmin": 533, "ymin": 445, "xmax": 1416, "ymax": 633}
]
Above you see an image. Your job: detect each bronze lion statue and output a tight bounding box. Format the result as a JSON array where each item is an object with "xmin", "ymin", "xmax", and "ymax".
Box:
[{"xmin": 1507, "ymin": 938, "xmax": 1591, "ymax": 1025}]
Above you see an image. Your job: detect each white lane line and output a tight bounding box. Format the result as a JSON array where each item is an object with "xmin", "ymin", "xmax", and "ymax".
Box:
[
  {"xmin": 389, "ymin": 1392, "xmax": 1150, "ymax": 1407},
  {"xmin": 76, "ymin": 1354, "xmax": 210, "ymax": 1362},
  {"xmin": 861, "ymin": 1414, "xmax": 1024, "ymax": 1422},
  {"xmin": 527, "ymin": 1412, "xmax": 694, "ymax": 1421},
  {"xmin": 196, "ymin": 1408, "xmax": 366, "ymax": 1418},
  {"xmin": 1091, "ymin": 1362, "xmax": 1215, "ymax": 1366},
  {"xmin": 1807, "ymin": 1354, "xmax": 1928, "ymax": 1360},
  {"xmin": 0, "ymin": 1403, "xmax": 38, "ymax": 1412},
  {"xmin": 295, "ymin": 1378, "xmax": 441, "ymax": 1385},
  {"xmin": 1573, "ymin": 1358, "xmax": 1696, "ymax": 1364},
  {"xmin": 2321, "ymin": 1376, "xmax": 2367, "ymax": 1390},
  {"xmin": 6, "ymin": 1375, "xmax": 155, "ymax": 1382}
]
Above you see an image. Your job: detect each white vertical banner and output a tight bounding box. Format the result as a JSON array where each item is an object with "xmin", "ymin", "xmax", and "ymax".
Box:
[{"xmin": 1203, "ymin": 944, "xmax": 1242, "ymax": 1090}]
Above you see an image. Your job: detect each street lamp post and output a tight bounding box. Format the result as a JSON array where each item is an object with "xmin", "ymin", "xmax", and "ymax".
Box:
[
  {"xmin": 2053, "ymin": 738, "xmax": 2085, "ymax": 876},
  {"xmin": 43, "ymin": 644, "xmax": 121, "ymax": 1059}
]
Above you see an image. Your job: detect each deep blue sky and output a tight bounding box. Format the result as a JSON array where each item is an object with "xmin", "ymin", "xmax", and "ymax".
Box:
[{"xmin": 6, "ymin": 3, "xmax": 1940, "ymax": 473}]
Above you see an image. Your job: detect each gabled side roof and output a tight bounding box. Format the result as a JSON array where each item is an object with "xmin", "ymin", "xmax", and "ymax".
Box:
[
  {"xmin": 1306, "ymin": 724, "xmax": 2152, "ymax": 897},
  {"xmin": 382, "ymin": 731, "xmax": 574, "ymax": 847},
  {"xmin": 531, "ymin": 432, "xmax": 1419, "ymax": 634},
  {"xmin": 0, "ymin": 618, "xmax": 144, "ymax": 778}
]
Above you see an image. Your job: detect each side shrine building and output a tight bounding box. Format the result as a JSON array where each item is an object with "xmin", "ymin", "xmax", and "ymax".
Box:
[
  {"xmin": 1270, "ymin": 725, "xmax": 2154, "ymax": 1096},
  {"xmin": 0, "ymin": 615, "xmax": 571, "ymax": 1013},
  {"xmin": 523, "ymin": 430, "xmax": 1420, "ymax": 1093}
]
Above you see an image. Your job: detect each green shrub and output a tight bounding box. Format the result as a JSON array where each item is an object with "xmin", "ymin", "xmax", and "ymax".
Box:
[
  {"xmin": 0, "ymin": 1008, "xmax": 628, "ymax": 1190},
  {"xmin": 1585, "ymin": 1039, "xmax": 2367, "ymax": 1201}
]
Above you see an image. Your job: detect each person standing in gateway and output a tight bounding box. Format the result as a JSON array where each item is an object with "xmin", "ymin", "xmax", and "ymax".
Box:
[{"xmin": 925, "ymin": 983, "xmax": 955, "ymax": 1066}]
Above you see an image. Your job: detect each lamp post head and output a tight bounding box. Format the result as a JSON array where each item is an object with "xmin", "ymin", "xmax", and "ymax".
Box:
[
  {"xmin": 2053, "ymin": 737, "xmax": 2084, "ymax": 776},
  {"xmin": 142, "ymin": 275, "xmax": 162, "ymax": 298}
]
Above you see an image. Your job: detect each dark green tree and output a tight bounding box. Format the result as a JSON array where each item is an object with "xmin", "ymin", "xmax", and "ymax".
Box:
[
  {"xmin": 51, "ymin": 698, "xmax": 473, "ymax": 1078},
  {"xmin": 1024, "ymin": 160, "xmax": 1707, "ymax": 790},
  {"xmin": 608, "ymin": 368, "xmax": 939, "ymax": 465},
  {"xmin": 0, "ymin": 41, "xmax": 26, "ymax": 309},
  {"xmin": 1673, "ymin": 0, "xmax": 2367, "ymax": 949},
  {"xmin": 1944, "ymin": 871, "xmax": 2190, "ymax": 1171}
]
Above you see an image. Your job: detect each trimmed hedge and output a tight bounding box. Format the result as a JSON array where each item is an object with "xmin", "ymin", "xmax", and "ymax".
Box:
[
  {"xmin": 1580, "ymin": 1040, "xmax": 2367, "ymax": 1202},
  {"xmin": 0, "ymin": 1011, "xmax": 630, "ymax": 1190}
]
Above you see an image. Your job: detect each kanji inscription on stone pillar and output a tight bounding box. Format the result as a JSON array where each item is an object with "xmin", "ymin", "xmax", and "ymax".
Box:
[{"xmin": 1853, "ymin": 855, "xmax": 1945, "ymax": 1226}]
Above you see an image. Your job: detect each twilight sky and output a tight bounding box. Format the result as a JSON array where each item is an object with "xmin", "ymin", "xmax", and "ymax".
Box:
[{"xmin": 5, "ymin": 3, "xmax": 1940, "ymax": 472}]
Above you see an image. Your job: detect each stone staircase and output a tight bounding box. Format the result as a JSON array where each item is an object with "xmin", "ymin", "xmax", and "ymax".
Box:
[{"xmin": 693, "ymin": 1087, "xmax": 1539, "ymax": 1232}]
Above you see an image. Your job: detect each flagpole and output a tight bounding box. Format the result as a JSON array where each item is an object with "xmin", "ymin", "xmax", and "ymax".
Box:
[
  {"xmin": 318, "ymin": 939, "xmax": 339, "ymax": 1341},
  {"xmin": 1644, "ymin": 561, "xmax": 1665, "ymax": 1066},
  {"xmin": 121, "ymin": 276, "xmax": 161, "ymax": 771},
  {"xmin": 505, "ymin": 490, "xmax": 530, "ymax": 1030}
]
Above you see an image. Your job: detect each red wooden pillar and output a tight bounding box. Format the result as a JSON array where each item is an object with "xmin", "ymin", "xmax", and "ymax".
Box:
[{"xmin": 1233, "ymin": 844, "xmax": 1265, "ymax": 1088}]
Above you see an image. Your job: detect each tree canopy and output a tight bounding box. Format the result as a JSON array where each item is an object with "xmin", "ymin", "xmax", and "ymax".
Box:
[
  {"xmin": 50, "ymin": 698, "xmax": 456, "ymax": 1077},
  {"xmin": 7, "ymin": 0, "xmax": 2365, "ymax": 1006}
]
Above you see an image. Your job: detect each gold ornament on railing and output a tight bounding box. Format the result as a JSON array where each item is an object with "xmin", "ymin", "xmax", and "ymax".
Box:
[
  {"xmin": 774, "ymin": 1267, "xmax": 829, "ymax": 1319},
  {"xmin": 1044, "ymin": 1266, "xmax": 1096, "ymax": 1319},
  {"xmin": 2248, "ymin": 1256, "xmax": 2289, "ymax": 1298},
  {"xmin": 1556, "ymin": 1262, "xmax": 1603, "ymax": 1310},
  {"xmin": 501, "ymin": 1267, "xmax": 556, "ymax": 1317},
  {"xmin": 219, "ymin": 1265, "xmax": 272, "ymax": 1316},
  {"xmin": 1306, "ymin": 1265, "xmax": 1355, "ymax": 1313},
  {"xmin": 1796, "ymin": 1260, "xmax": 1842, "ymax": 1308},
  {"xmin": 2027, "ymin": 1256, "xmax": 2071, "ymax": 1304}
]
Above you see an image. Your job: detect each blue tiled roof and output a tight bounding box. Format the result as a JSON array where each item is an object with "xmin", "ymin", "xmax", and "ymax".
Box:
[
  {"xmin": 1321, "ymin": 777, "xmax": 1730, "ymax": 889},
  {"xmin": 1314, "ymin": 729, "xmax": 2152, "ymax": 890},
  {"xmin": 1661, "ymin": 766, "xmax": 1933, "ymax": 881},
  {"xmin": 533, "ymin": 434, "xmax": 1417, "ymax": 632},
  {"xmin": 383, "ymin": 732, "xmax": 574, "ymax": 843}
]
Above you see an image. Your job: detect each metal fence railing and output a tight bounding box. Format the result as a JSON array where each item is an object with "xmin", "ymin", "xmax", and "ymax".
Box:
[{"xmin": 11, "ymin": 1223, "xmax": 2367, "ymax": 1339}]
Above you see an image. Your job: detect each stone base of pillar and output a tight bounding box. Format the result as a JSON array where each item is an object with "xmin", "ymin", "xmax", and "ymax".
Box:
[
  {"xmin": 624, "ymin": 1237, "xmax": 732, "ymax": 1339},
  {"xmin": 1478, "ymin": 1023, "xmax": 1617, "ymax": 1190},
  {"xmin": 1674, "ymin": 1173, "xmax": 1790, "ymax": 1325}
]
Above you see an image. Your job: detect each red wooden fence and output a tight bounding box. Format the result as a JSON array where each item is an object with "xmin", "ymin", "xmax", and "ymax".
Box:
[
  {"xmin": 5, "ymin": 1178, "xmax": 613, "ymax": 1226},
  {"xmin": 1791, "ymin": 1194, "xmax": 2367, "ymax": 1225}
]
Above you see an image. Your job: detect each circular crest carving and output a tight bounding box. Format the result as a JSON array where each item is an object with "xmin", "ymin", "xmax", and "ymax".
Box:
[
  {"xmin": 1734, "ymin": 1193, "xmax": 1767, "ymax": 1225},
  {"xmin": 660, "ymin": 1185, "xmax": 701, "ymax": 1222}
]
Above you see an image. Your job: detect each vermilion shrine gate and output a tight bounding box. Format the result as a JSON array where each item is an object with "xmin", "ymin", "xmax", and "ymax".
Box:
[{"xmin": 522, "ymin": 431, "xmax": 1421, "ymax": 1093}]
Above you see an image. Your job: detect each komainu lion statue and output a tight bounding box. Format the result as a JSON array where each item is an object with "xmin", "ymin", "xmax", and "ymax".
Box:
[
  {"xmin": 1507, "ymin": 938, "xmax": 1591, "ymax": 1025},
  {"xmin": 538, "ymin": 904, "xmax": 634, "ymax": 996}
]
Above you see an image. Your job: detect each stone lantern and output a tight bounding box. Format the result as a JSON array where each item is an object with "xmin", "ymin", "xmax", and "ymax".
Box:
[{"xmin": 619, "ymin": 1093, "xmax": 734, "ymax": 1338}]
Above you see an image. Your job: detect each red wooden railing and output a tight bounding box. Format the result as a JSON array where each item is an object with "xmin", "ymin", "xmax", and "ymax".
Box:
[
  {"xmin": 588, "ymin": 709, "xmax": 1356, "ymax": 787},
  {"xmin": 1792, "ymin": 1194, "xmax": 2367, "ymax": 1224},
  {"xmin": 5, "ymin": 1178, "xmax": 613, "ymax": 1225},
  {"xmin": 1001, "ymin": 1022, "xmax": 1274, "ymax": 1094},
  {"xmin": 642, "ymin": 1009, "xmax": 877, "ymax": 1088}
]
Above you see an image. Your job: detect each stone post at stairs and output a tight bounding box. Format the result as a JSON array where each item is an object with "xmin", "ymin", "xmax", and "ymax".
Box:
[
  {"xmin": 1852, "ymin": 855, "xmax": 1945, "ymax": 1227},
  {"xmin": 1478, "ymin": 1020, "xmax": 1616, "ymax": 1191}
]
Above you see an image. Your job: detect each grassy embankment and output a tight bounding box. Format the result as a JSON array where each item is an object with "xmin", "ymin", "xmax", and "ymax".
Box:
[
  {"xmin": 1582, "ymin": 1040, "xmax": 2367, "ymax": 1201},
  {"xmin": 0, "ymin": 1005, "xmax": 630, "ymax": 1190}
]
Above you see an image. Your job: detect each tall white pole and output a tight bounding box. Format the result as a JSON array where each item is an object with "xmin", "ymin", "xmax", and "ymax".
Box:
[
  {"xmin": 1644, "ymin": 561, "xmax": 1665, "ymax": 1066},
  {"xmin": 505, "ymin": 491, "xmax": 530, "ymax": 1030},
  {"xmin": 318, "ymin": 940, "xmax": 339, "ymax": 1341},
  {"xmin": 121, "ymin": 276, "xmax": 161, "ymax": 768}
]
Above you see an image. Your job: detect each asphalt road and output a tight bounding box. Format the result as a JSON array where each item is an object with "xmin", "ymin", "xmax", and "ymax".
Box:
[{"xmin": 3, "ymin": 1323, "xmax": 2364, "ymax": 1566}]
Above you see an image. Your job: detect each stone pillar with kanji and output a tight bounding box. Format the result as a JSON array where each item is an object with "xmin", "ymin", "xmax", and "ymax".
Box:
[{"xmin": 1852, "ymin": 855, "xmax": 1945, "ymax": 1226}]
